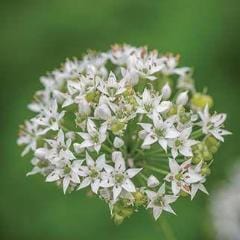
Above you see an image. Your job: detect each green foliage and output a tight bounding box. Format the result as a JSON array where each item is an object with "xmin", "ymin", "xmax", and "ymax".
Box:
[{"xmin": 0, "ymin": 0, "xmax": 239, "ymax": 239}]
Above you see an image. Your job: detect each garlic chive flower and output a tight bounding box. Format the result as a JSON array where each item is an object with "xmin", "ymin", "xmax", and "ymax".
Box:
[{"xmin": 18, "ymin": 44, "xmax": 231, "ymax": 223}]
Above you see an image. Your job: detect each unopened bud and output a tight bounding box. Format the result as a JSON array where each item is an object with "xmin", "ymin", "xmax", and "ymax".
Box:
[
  {"xmin": 113, "ymin": 137, "xmax": 124, "ymax": 148},
  {"xmin": 147, "ymin": 175, "xmax": 160, "ymax": 188},
  {"xmin": 35, "ymin": 148, "xmax": 47, "ymax": 160},
  {"xmin": 161, "ymin": 83, "xmax": 172, "ymax": 100},
  {"xmin": 191, "ymin": 93, "xmax": 213, "ymax": 109},
  {"xmin": 176, "ymin": 91, "xmax": 188, "ymax": 105}
]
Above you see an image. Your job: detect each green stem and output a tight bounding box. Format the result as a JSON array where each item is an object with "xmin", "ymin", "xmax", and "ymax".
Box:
[
  {"xmin": 144, "ymin": 165, "xmax": 168, "ymax": 175},
  {"xmin": 158, "ymin": 218, "xmax": 176, "ymax": 240},
  {"xmin": 102, "ymin": 144, "xmax": 112, "ymax": 154},
  {"xmin": 130, "ymin": 137, "xmax": 141, "ymax": 155},
  {"xmin": 139, "ymin": 173, "xmax": 148, "ymax": 181},
  {"xmin": 191, "ymin": 128, "xmax": 203, "ymax": 139}
]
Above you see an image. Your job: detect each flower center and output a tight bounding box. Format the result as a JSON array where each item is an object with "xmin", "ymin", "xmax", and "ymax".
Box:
[
  {"xmin": 115, "ymin": 173, "xmax": 125, "ymax": 184},
  {"xmin": 153, "ymin": 196, "xmax": 164, "ymax": 207},
  {"xmin": 144, "ymin": 103, "xmax": 153, "ymax": 112},
  {"xmin": 92, "ymin": 134, "xmax": 99, "ymax": 143},
  {"xmin": 89, "ymin": 168, "xmax": 99, "ymax": 178},
  {"xmin": 64, "ymin": 166, "xmax": 71, "ymax": 174},
  {"xmin": 155, "ymin": 128, "xmax": 165, "ymax": 137},
  {"xmin": 175, "ymin": 139, "xmax": 183, "ymax": 148}
]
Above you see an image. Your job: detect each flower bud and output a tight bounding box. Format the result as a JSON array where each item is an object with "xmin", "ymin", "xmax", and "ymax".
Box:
[
  {"xmin": 111, "ymin": 120, "xmax": 125, "ymax": 134},
  {"xmin": 180, "ymin": 190, "xmax": 189, "ymax": 197},
  {"xmin": 203, "ymin": 150, "xmax": 213, "ymax": 162},
  {"xmin": 191, "ymin": 93, "xmax": 213, "ymax": 109},
  {"xmin": 192, "ymin": 155, "xmax": 202, "ymax": 164},
  {"xmin": 113, "ymin": 137, "xmax": 124, "ymax": 148},
  {"xmin": 166, "ymin": 105, "xmax": 177, "ymax": 117},
  {"xmin": 161, "ymin": 83, "xmax": 171, "ymax": 100},
  {"xmin": 205, "ymin": 136, "xmax": 220, "ymax": 154},
  {"xmin": 176, "ymin": 91, "xmax": 188, "ymax": 105},
  {"xmin": 113, "ymin": 213, "xmax": 125, "ymax": 225},
  {"xmin": 133, "ymin": 191, "xmax": 147, "ymax": 206},
  {"xmin": 147, "ymin": 175, "xmax": 160, "ymax": 188},
  {"xmin": 201, "ymin": 165, "xmax": 211, "ymax": 176},
  {"xmin": 34, "ymin": 148, "xmax": 47, "ymax": 160},
  {"xmin": 78, "ymin": 98, "xmax": 91, "ymax": 115},
  {"xmin": 85, "ymin": 91, "xmax": 100, "ymax": 103},
  {"xmin": 94, "ymin": 104, "xmax": 112, "ymax": 120}
]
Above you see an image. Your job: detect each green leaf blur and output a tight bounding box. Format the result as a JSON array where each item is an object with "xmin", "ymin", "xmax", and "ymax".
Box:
[{"xmin": 0, "ymin": 0, "xmax": 239, "ymax": 239}]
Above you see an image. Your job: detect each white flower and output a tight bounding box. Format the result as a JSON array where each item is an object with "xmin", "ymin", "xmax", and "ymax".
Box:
[
  {"xmin": 101, "ymin": 151, "xmax": 142, "ymax": 201},
  {"xmin": 136, "ymin": 88, "xmax": 172, "ymax": 116},
  {"xmin": 198, "ymin": 105, "xmax": 231, "ymax": 141},
  {"xmin": 146, "ymin": 183, "xmax": 178, "ymax": 220},
  {"xmin": 130, "ymin": 51, "xmax": 164, "ymax": 80},
  {"xmin": 26, "ymin": 157, "xmax": 50, "ymax": 176},
  {"xmin": 139, "ymin": 113, "xmax": 179, "ymax": 151},
  {"xmin": 17, "ymin": 120, "xmax": 42, "ymax": 156},
  {"xmin": 168, "ymin": 127, "xmax": 197, "ymax": 158},
  {"xmin": 75, "ymin": 119, "xmax": 107, "ymax": 153},
  {"xmin": 34, "ymin": 100, "xmax": 65, "ymax": 135},
  {"xmin": 98, "ymin": 72, "xmax": 126, "ymax": 100},
  {"xmin": 165, "ymin": 158, "xmax": 192, "ymax": 195},
  {"xmin": 78, "ymin": 152, "xmax": 106, "ymax": 193},
  {"xmin": 46, "ymin": 160, "xmax": 83, "ymax": 194},
  {"xmin": 45, "ymin": 129, "xmax": 75, "ymax": 164},
  {"xmin": 185, "ymin": 162, "xmax": 208, "ymax": 199},
  {"xmin": 147, "ymin": 175, "xmax": 160, "ymax": 188}
]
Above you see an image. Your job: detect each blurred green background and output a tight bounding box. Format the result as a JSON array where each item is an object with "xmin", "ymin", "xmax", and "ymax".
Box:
[{"xmin": 1, "ymin": 0, "xmax": 240, "ymax": 239}]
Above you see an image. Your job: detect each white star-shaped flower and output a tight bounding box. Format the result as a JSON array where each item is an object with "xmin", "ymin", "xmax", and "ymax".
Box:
[
  {"xmin": 136, "ymin": 88, "xmax": 172, "ymax": 116},
  {"xmin": 46, "ymin": 159, "xmax": 83, "ymax": 194},
  {"xmin": 165, "ymin": 158, "xmax": 193, "ymax": 195},
  {"xmin": 168, "ymin": 127, "xmax": 198, "ymax": 158},
  {"xmin": 75, "ymin": 119, "xmax": 107, "ymax": 153},
  {"xmin": 146, "ymin": 183, "xmax": 178, "ymax": 220},
  {"xmin": 198, "ymin": 105, "xmax": 231, "ymax": 142},
  {"xmin": 129, "ymin": 51, "xmax": 164, "ymax": 80},
  {"xmin": 185, "ymin": 162, "xmax": 208, "ymax": 199},
  {"xmin": 78, "ymin": 152, "xmax": 106, "ymax": 194},
  {"xmin": 97, "ymin": 72, "xmax": 126, "ymax": 100},
  {"xmin": 139, "ymin": 113, "xmax": 179, "ymax": 151},
  {"xmin": 34, "ymin": 100, "xmax": 65, "ymax": 135},
  {"xmin": 101, "ymin": 151, "xmax": 142, "ymax": 201}
]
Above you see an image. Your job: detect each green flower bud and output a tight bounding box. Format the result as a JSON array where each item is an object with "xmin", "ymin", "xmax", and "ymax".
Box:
[
  {"xmin": 180, "ymin": 190, "xmax": 189, "ymax": 197},
  {"xmin": 191, "ymin": 93, "xmax": 213, "ymax": 109},
  {"xmin": 133, "ymin": 191, "xmax": 147, "ymax": 207},
  {"xmin": 121, "ymin": 207, "xmax": 134, "ymax": 218},
  {"xmin": 201, "ymin": 165, "xmax": 211, "ymax": 176},
  {"xmin": 202, "ymin": 149, "xmax": 213, "ymax": 162},
  {"xmin": 85, "ymin": 91, "xmax": 100, "ymax": 103},
  {"xmin": 166, "ymin": 105, "xmax": 178, "ymax": 117},
  {"xmin": 112, "ymin": 202, "xmax": 134, "ymax": 225},
  {"xmin": 205, "ymin": 136, "xmax": 220, "ymax": 154},
  {"xmin": 192, "ymin": 155, "xmax": 203, "ymax": 164},
  {"xmin": 111, "ymin": 120, "xmax": 125, "ymax": 134},
  {"xmin": 113, "ymin": 214, "xmax": 125, "ymax": 225}
]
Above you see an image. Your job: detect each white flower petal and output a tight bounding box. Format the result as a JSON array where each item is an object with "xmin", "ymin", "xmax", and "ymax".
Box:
[
  {"xmin": 122, "ymin": 179, "xmax": 136, "ymax": 192},
  {"xmin": 113, "ymin": 185, "xmax": 122, "ymax": 200}
]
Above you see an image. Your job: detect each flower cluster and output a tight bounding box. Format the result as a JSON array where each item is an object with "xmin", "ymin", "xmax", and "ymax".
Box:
[{"xmin": 18, "ymin": 44, "xmax": 230, "ymax": 224}]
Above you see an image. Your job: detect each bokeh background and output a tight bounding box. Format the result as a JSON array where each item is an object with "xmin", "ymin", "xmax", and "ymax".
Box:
[{"xmin": 1, "ymin": 0, "xmax": 240, "ymax": 239}]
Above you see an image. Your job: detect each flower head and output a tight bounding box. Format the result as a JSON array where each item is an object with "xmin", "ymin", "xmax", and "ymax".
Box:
[{"xmin": 18, "ymin": 44, "xmax": 230, "ymax": 223}]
